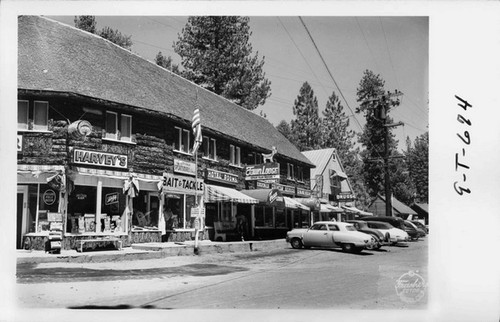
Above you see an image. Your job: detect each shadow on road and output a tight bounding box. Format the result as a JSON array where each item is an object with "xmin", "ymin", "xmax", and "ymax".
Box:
[
  {"xmin": 327, "ymin": 249, "xmax": 374, "ymax": 256},
  {"xmin": 68, "ymin": 304, "xmax": 168, "ymax": 310}
]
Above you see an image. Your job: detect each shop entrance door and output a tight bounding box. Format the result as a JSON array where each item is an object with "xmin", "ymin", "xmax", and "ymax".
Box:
[
  {"xmin": 148, "ymin": 193, "xmax": 159, "ymax": 226},
  {"xmin": 17, "ymin": 186, "xmax": 28, "ymax": 249}
]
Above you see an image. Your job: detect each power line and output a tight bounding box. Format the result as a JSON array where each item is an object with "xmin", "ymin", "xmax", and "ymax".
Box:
[
  {"xmin": 379, "ymin": 18, "xmax": 401, "ymax": 91},
  {"xmin": 277, "ymin": 17, "xmax": 332, "ymax": 99},
  {"xmin": 298, "ymin": 17, "xmax": 363, "ymax": 133},
  {"xmin": 355, "ymin": 17, "xmax": 382, "ymax": 73}
]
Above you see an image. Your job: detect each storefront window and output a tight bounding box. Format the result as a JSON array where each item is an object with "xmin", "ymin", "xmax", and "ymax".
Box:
[
  {"xmin": 28, "ymin": 184, "xmax": 59, "ymax": 233},
  {"xmin": 165, "ymin": 194, "xmax": 184, "ymax": 230},
  {"xmin": 275, "ymin": 209, "xmax": 286, "ymax": 228},
  {"xmin": 132, "ymin": 190, "xmax": 159, "ymax": 230},
  {"xmin": 255, "ymin": 206, "xmax": 274, "ymax": 227},
  {"xmin": 67, "ymin": 185, "xmax": 97, "ymax": 234},
  {"xmin": 101, "ymin": 187, "xmax": 127, "ymax": 233}
]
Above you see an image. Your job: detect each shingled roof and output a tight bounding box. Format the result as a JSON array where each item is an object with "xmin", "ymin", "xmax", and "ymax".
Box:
[{"xmin": 18, "ymin": 15, "xmax": 314, "ymax": 166}]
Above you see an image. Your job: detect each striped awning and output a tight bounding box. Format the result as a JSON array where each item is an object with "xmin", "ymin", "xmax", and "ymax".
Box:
[
  {"xmin": 342, "ymin": 205, "xmax": 373, "ymax": 216},
  {"xmin": 320, "ymin": 204, "xmax": 343, "ymax": 213},
  {"xmin": 205, "ymin": 185, "xmax": 258, "ymax": 204},
  {"xmin": 284, "ymin": 197, "xmax": 310, "ymax": 211}
]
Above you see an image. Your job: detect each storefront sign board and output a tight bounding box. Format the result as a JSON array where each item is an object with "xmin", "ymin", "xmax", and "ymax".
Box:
[
  {"xmin": 162, "ymin": 173, "xmax": 204, "ymax": 194},
  {"xmin": 245, "ymin": 163, "xmax": 280, "ymax": 180},
  {"xmin": 335, "ymin": 193, "xmax": 356, "ymax": 201},
  {"xmin": 273, "ymin": 183, "xmax": 295, "ymax": 195},
  {"xmin": 174, "ymin": 159, "xmax": 196, "ymax": 176},
  {"xmin": 297, "ymin": 188, "xmax": 312, "ymax": 198},
  {"xmin": 72, "ymin": 148, "xmax": 128, "ymax": 169},
  {"xmin": 206, "ymin": 168, "xmax": 238, "ymax": 185}
]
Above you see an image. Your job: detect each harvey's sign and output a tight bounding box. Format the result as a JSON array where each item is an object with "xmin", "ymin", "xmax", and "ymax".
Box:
[{"xmin": 72, "ymin": 148, "xmax": 128, "ymax": 169}]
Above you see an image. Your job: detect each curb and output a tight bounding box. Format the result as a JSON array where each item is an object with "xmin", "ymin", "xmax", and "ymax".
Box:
[{"xmin": 16, "ymin": 239, "xmax": 288, "ymax": 264}]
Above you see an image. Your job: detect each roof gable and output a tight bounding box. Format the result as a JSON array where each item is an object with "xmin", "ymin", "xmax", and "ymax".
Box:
[{"xmin": 18, "ymin": 15, "xmax": 314, "ymax": 166}]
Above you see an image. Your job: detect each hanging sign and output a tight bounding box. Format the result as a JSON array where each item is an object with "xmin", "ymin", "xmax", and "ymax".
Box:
[
  {"xmin": 206, "ymin": 168, "xmax": 238, "ymax": 185},
  {"xmin": 174, "ymin": 159, "xmax": 196, "ymax": 176},
  {"xmin": 245, "ymin": 163, "xmax": 280, "ymax": 180},
  {"xmin": 43, "ymin": 189, "xmax": 57, "ymax": 205},
  {"xmin": 267, "ymin": 189, "xmax": 285, "ymax": 209},
  {"xmin": 73, "ymin": 148, "xmax": 128, "ymax": 169}
]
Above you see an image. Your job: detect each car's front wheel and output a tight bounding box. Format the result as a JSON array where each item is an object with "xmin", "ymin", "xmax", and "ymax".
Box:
[
  {"xmin": 341, "ymin": 243, "xmax": 355, "ymax": 252},
  {"xmin": 290, "ymin": 238, "xmax": 303, "ymax": 249}
]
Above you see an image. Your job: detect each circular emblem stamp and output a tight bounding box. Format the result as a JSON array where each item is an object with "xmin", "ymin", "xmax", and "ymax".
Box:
[{"xmin": 395, "ymin": 270, "xmax": 426, "ymax": 303}]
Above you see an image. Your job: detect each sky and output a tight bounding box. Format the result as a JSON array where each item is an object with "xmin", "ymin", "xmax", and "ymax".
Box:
[{"xmin": 48, "ymin": 15, "xmax": 428, "ymax": 151}]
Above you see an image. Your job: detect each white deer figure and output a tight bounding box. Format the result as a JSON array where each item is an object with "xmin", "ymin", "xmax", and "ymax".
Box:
[{"xmin": 262, "ymin": 146, "xmax": 277, "ymax": 163}]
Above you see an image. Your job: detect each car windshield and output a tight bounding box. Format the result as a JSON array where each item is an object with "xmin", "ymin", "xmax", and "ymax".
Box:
[{"xmin": 345, "ymin": 225, "xmax": 357, "ymax": 231}]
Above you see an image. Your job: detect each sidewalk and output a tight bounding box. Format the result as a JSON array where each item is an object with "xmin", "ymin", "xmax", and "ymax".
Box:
[{"xmin": 17, "ymin": 239, "xmax": 288, "ymax": 264}]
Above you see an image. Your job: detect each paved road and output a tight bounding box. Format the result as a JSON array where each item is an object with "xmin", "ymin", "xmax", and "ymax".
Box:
[{"xmin": 16, "ymin": 237, "xmax": 427, "ymax": 310}]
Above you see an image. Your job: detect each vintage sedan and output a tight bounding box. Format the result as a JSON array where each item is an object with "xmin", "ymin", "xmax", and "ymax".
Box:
[
  {"xmin": 411, "ymin": 220, "xmax": 428, "ymax": 234},
  {"xmin": 286, "ymin": 221, "xmax": 377, "ymax": 253},
  {"xmin": 365, "ymin": 221, "xmax": 410, "ymax": 244},
  {"xmin": 346, "ymin": 220, "xmax": 385, "ymax": 250},
  {"xmin": 404, "ymin": 220, "xmax": 426, "ymax": 239}
]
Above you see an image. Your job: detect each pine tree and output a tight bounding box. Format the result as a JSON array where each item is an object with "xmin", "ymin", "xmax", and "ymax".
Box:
[
  {"xmin": 321, "ymin": 90, "xmax": 356, "ymax": 159},
  {"xmin": 355, "ymin": 70, "xmax": 400, "ymax": 198},
  {"xmin": 290, "ymin": 82, "xmax": 322, "ymax": 151},
  {"xmin": 174, "ymin": 16, "xmax": 271, "ymax": 110},
  {"xmin": 276, "ymin": 120, "xmax": 299, "ymax": 149},
  {"xmin": 98, "ymin": 26, "xmax": 133, "ymax": 50},
  {"xmin": 74, "ymin": 16, "xmax": 132, "ymax": 50},
  {"xmin": 405, "ymin": 132, "xmax": 429, "ymax": 203},
  {"xmin": 155, "ymin": 51, "xmax": 181, "ymax": 75},
  {"xmin": 74, "ymin": 16, "xmax": 96, "ymax": 34}
]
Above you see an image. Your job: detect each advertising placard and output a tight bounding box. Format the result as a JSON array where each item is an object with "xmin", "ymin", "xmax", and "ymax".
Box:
[
  {"xmin": 174, "ymin": 159, "xmax": 196, "ymax": 176},
  {"xmin": 105, "ymin": 192, "xmax": 119, "ymax": 205}
]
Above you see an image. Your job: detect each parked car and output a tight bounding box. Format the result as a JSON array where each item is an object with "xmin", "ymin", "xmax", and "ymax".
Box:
[
  {"xmin": 360, "ymin": 216, "xmax": 406, "ymax": 231},
  {"xmin": 286, "ymin": 221, "xmax": 376, "ymax": 253},
  {"xmin": 411, "ymin": 220, "xmax": 428, "ymax": 234},
  {"xmin": 402, "ymin": 220, "xmax": 420, "ymax": 240},
  {"xmin": 405, "ymin": 220, "xmax": 426, "ymax": 238},
  {"xmin": 365, "ymin": 221, "xmax": 409, "ymax": 244},
  {"xmin": 346, "ymin": 220, "xmax": 385, "ymax": 250}
]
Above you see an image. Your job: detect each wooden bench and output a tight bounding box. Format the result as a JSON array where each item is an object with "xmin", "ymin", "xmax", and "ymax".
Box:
[
  {"xmin": 77, "ymin": 238, "xmax": 123, "ymax": 252},
  {"xmin": 213, "ymin": 221, "xmax": 240, "ymax": 242}
]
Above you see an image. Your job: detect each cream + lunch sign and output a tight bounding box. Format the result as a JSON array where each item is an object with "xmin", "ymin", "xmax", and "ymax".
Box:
[
  {"xmin": 245, "ymin": 163, "xmax": 280, "ymax": 181},
  {"xmin": 72, "ymin": 148, "xmax": 128, "ymax": 169}
]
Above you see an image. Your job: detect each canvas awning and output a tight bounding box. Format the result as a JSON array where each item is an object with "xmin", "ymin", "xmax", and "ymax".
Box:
[
  {"xmin": 284, "ymin": 197, "xmax": 310, "ymax": 211},
  {"xmin": 330, "ymin": 170, "xmax": 348, "ymax": 179},
  {"xmin": 320, "ymin": 204, "xmax": 343, "ymax": 213},
  {"xmin": 342, "ymin": 205, "xmax": 373, "ymax": 216},
  {"xmin": 205, "ymin": 185, "xmax": 258, "ymax": 204}
]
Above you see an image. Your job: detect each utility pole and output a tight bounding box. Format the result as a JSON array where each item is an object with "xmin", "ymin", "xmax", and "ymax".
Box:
[{"xmin": 365, "ymin": 90, "xmax": 403, "ymax": 217}]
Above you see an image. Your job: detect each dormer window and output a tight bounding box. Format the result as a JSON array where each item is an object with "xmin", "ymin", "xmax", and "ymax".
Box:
[
  {"xmin": 18, "ymin": 100, "xmax": 48, "ymax": 131},
  {"xmin": 105, "ymin": 111, "xmax": 132, "ymax": 142},
  {"xmin": 230, "ymin": 145, "xmax": 241, "ymax": 166},
  {"xmin": 174, "ymin": 127, "xmax": 191, "ymax": 153},
  {"xmin": 203, "ymin": 136, "xmax": 217, "ymax": 160}
]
